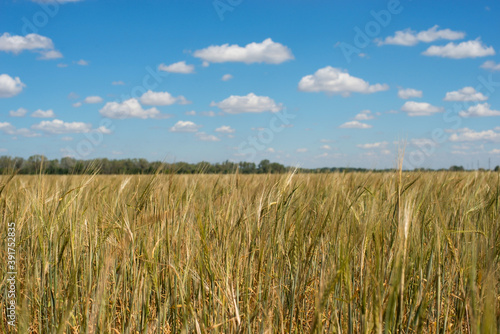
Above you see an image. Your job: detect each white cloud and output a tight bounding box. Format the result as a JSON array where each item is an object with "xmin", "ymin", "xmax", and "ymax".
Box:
[
  {"xmin": 83, "ymin": 96, "xmax": 104, "ymax": 104},
  {"xmin": 458, "ymin": 103, "xmax": 500, "ymax": 117},
  {"xmin": 211, "ymin": 93, "xmax": 282, "ymax": 114},
  {"xmin": 215, "ymin": 125, "xmax": 235, "ymax": 133},
  {"xmin": 37, "ymin": 49, "xmax": 63, "ymax": 60},
  {"xmin": 481, "ymin": 60, "xmax": 500, "ymax": 71},
  {"xmin": 9, "ymin": 108, "xmax": 27, "ymax": 117},
  {"xmin": 0, "ymin": 122, "xmax": 38, "ymax": 137},
  {"xmin": 185, "ymin": 110, "xmax": 196, "ymax": 116},
  {"xmin": 449, "ymin": 128, "xmax": 500, "ymax": 142},
  {"xmin": 0, "ymin": 33, "xmax": 54, "ymax": 54},
  {"xmin": 398, "ymin": 87, "xmax": 422, "ymax": 99},
  {"xmin": 422, "ymin": 39, "xmax": 495, "ymax": 59},
  {"xmin": 222, "ymin": 74, "xmax": 233, "ymax": 81},
  {"xmin": 139, "ymin": 90, "xmax": 190, "ymax": 106},
  {"xmin": 112, "ymin": 81, "xmax": 125, "ymax": 85},
  {"xmin": 31, "ymin": 119, "xmax": 92, "ymax": 134},
  {"xmin": 296, "ymin": 148, "xmax": 308, "ymax": 153},
  {"xmin": 266, "ymin": 148, "xmax": 275, "ymax": 153},
  {"xmin": 357, "ymin": 141, "xmax": 388, "ymax": 149},
  {"xmin": 298, "ymin": 66, "xmax": 388, "ymax": 96},
  {"xmin": 401, "ymin": 101, "xmax": 443, "ymax": 116},
  {"xmin": 353, "ymin": 109, "xmax": 374, "ymax": 120},
  {"xmin": 378, "ymin": 25, "xmax": 465, "ymax": 46},
  {"xmin": 196, "ymin": 132, "xmax": 220, "ymax": 142},
  {"xmin": 72, "ymin": 102, "xmax": 82, "ymax": 108},
  {"xmin": 96, "ymin": 126, "xmax": 113, "ymax": 134},
  {"xmin": 99, "ymin": 99, "xmax": 162, "ymax": 119},
  {"xmin": 170, "ymin": 120, "xmax": 201, "ymax": 132},
  {"xmin": 444, "ymin": 87, "xmax": 488, "ymax": 101},
  {"xmin": 411, "ymin": 138, "xmax": 437, "ymax": 147},
  {"xmin": 75, "ymin": 59, "xmax": 89, "ymax": 66},
  {"xmin": 158, "ymin": 61, "xmax": 195, "ymax": 74},
  {"xmin": 321, "ymin": 145, "xmax": 331, "ymax": 150},
  {"xmin": 339, "ymin": 121, "xmax": 372, "ymax": 129},
  {"xmin": 193, "ymin": 38, "xmax": 294, "ymax": 64},
  {"xmin": 61, "ymin": 136, "xmax": 73, "ymax": 141},
  {"xmin": 490, "ymin": 149, "xmax": 500, "ymax": 154},
  {"xmin": 57, "ymin": 63, "xmax": 68, "ymax": 68},
  {"xmin": 0, "ymin": 74, "xmax": 25, "ymax": 98},
  {"xmin": 31, "ymin": 109, "xmax": 55, "ymax": 118}
]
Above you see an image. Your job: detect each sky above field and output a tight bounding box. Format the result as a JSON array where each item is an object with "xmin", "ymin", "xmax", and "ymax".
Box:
[{"xmin": 1, "ymin": 0, "xmax": 500, "ymax": 169}]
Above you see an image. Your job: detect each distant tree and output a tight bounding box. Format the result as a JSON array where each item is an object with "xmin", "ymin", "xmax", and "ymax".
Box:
[
  {"xmin": 449, "ymin": 165, "xmax": 465, "ymax": 171},
  {"xmin": 495, "ymin": 165, "xmax": 500, "ymax": 172},
  {"xmin": 238, "ymin": 162, "xmax": 256, "ymax": 174},
  {"xmin": 258, "ymin": 159, "xmax": 270, "ymax": 173}
]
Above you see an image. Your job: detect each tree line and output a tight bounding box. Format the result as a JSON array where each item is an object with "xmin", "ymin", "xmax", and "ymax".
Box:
[{"xmin": 0, "ymin": 155, "xmax": 498, "ymax": 175}]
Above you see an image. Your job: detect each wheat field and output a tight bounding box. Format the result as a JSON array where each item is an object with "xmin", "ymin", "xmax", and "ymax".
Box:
[{"xmin": 0, "ymin": 171, "xmax": 499, "ymax": 333}]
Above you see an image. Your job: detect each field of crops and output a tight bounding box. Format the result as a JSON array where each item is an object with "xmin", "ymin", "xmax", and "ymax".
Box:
[{"xmin": 0, "ymin": 171, "xmax": 499, "ymax": 333}]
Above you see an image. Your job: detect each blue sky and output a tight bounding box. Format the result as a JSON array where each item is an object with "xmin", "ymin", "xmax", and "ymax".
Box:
[{"xmin": 1, "ymin": 0, "xmax": 500, "ymax": 169}]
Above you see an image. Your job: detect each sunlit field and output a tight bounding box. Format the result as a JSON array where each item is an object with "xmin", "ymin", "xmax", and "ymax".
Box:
[{"xmin": 1, "ymin": 171, "xmax": 499, "ymax": 333}]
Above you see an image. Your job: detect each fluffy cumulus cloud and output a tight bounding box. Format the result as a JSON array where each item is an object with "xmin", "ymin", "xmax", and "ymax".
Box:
[
  {"xmin": 83, "ymin": 96, "xmax": 104, "ymax": 104},
  {"xmin": 458, "ymin": 103, "xmax": 500, "ymax": 117},
  {"xmin": 444, "ymin": 87, "xmax": 488, "ymax": 101},
  {"xmin": 215, "ymin": 125, "xmax": 235, "ymax": 133},
  {"xmin": 298, "ymin": 66, "xmax": 388, "ymax": 96},
  {"xmin": 37, "ymin": 50, "xmax": 63, "ymax": 60},
  {"xmin": 0, "ymin": 32, "xmax": 50, "ymax": 53},
  {"xmin": 378, "ymin": 25, "xmax": 465, "ymax": 46},
  {"xmin": 158, "ymin": 61, "xmax": 195, "ymax": 74},
  {"xmin": 357, "ymin": 141, "xmax": 388, "ymax": 149},
  {"xmin": 31, "ymin": 109, "xmax": 55, "ymax": 118},
  {"xmin": 211, "ymin": 93, "xmax": 282, "ymax": 114},
  {"xmin": 0, "ymin": 122, "xmax": 38, "ymax": 137},
  {"xmin": 449, "ymin": 128, "xmax": 500, "ymax": 142},
  {"xmin": 31, "ymin": 119, "xmax": 92, "ymax": 134},
  {"xmin": 481, "ymin": 60, "xmax": 500, "ymax": 71},
  {"xmin": 221, "ymin": 74, "xmax": 233, "ymax": 81},
  {"xmin": 422, "ymin": 39, "xmax": 495, "ymax": 59},
  {"xmin": 193, "ymin": 38, "xmax": 294, "ymax": 64},
  {"xmin": 0, "ymin": 33, "xmax": 63, "ymax": 60},
  {"xmin": 9, "ymin": 108, "xmax": 27, "ymax": 117},
  {"xmin": 169, "ymin": 121, "xmax": 201, "ymax": 132},
  {"xmin": 353, "ymin": 109, "xmax": 374, "ymax": 120},
  {"xmin": 99, "ymin": 99, "xmax": 162, "ymax": 119},
  {"xmin": 196, "ymin": 132, "xmax": 220, "ymax": 142},
  {"xmin": 96, "ymin": 126, "xmax": 113, "ymax": 134},
  {"xmin": 139, "ymin": 90, "xmax": 190, "ymax": 106},
  {"xmin": 339, "ymin": 121, "xmax": 372, "ymax": 129},
  {"xmin": 398, "ymin": 87, "xmax": 422, "ymax": 99},
  {"xmin": 401, "ymin": 101, "xmax": 443, "ymax": 116},
  {"xmin": 0, "ymin": 74, "xmax": 25, "ymax": 98}
]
